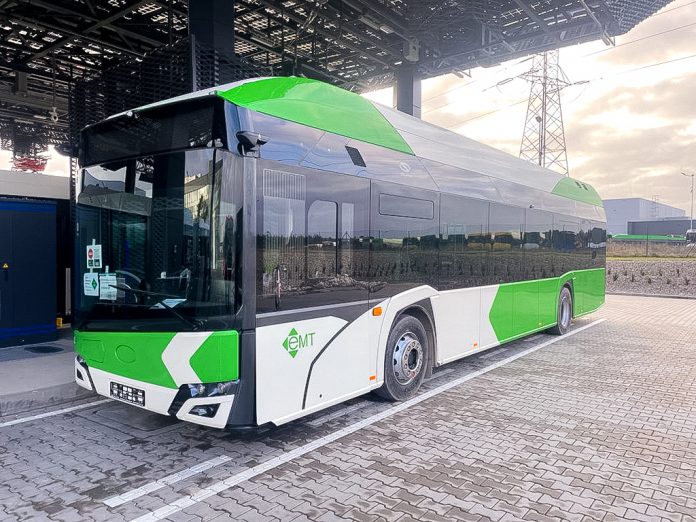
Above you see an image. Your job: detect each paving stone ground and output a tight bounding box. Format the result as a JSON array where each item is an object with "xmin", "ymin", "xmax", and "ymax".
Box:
[{"xmin": 2, "ymin": 295, "xmax": 696, "ymax": 522}]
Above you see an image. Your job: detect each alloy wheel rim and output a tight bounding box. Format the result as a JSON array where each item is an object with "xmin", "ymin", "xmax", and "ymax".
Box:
[
  {"xmin": 392, "ymin": 332, "xmax": 424, "ymax": 385},
  {"xmin": 561, "ymin": 296, "xmax": 571, "ymax": 327}
]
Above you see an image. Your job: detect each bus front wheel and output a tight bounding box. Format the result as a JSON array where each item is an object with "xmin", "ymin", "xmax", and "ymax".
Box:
[
  {"xmin": 375, "ymin": 315, "xmax": 428, "ymax": 401},
  {"xmin": 548, "ymin": 286, "xmax": 573, "ymax": 336}
]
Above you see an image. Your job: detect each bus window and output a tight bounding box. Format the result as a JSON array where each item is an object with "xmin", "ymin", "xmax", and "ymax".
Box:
[
  {"xmin": 256, "ymin": 167, "xmax": 371, "ymax": 315},
  {"xmin": 371, "ymin": 183, "xmax": 439, "ymax": 299},
  {"xmin": 489, "ymin": 203, "xmax": 524, "ymax": 284},
  {"xmin": 439, "ymin": 194, "xmax": 489, "ymax": 290},
  {"xmin": 524, "ymin": 209, "xmax": 554, "ymax": 280},
  {"xmin": 258, "ymin": 169, "xmax": 307, "ymax": 312},
  {"xmin": 590, "ymin": 221, "xmax": 607, "ymax": 266},
  {"xmin": 340, "ymin": 202, "xmax": 355, "ymax": 276},
  {"xmin": 307, "ymin": 200, "xmax": 338, "ymax": 279},
  {"xmin": 552, "ymin": 215, "xmax": 581, "ymax": 275}
]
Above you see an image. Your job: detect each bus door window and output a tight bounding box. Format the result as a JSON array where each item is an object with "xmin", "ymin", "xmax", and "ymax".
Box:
[
  {"xmin": 256, "ymin": 167, "xmax": 370, "ymax": 315},
  {"xmin": 258, "ymin": 169, "xmax": 307, "ymax": 310},
  {"xmin": 307, "ymin": 200, "xmax": 338, "ymax": 279}
]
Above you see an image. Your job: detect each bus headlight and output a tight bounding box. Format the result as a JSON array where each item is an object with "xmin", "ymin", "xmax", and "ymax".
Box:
[
  {"xmin": 169, "ymin": 380, "xmax": 237, "ymax": 417},
  {"xmin": 186, "ymin": 381, "xmax": 235, "ymax": 398},
  {"xmin": 187, "ymin": 383, "xmax": 206, "ymax": 397}
]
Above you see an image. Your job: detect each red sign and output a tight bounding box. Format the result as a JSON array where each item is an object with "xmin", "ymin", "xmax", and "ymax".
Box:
[{"xmin": 88, "ymin": 248, "xmax": 93, "ymax": 259}]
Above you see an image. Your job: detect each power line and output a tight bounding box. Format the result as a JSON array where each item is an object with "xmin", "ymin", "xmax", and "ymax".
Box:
[
  {"xmin": 437, "ymin": 52, "xmax": 696, "ymax": 130},
  {"xmin": 586, "ymin": 19, "xmax": 696, "ymax": 56},
  {"xmin": 421, "ymin": 14, "xmax": 696, "ymax": 114},
  {"xmin": 420, "ymin": 57, "xmax": 530, "ymax": 111},
  {"xmin": 651, "ymin": 0, "xmax": 696, "ymax": 17}
]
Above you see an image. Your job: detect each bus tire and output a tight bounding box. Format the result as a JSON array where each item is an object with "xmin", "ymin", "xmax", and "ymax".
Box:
[
  {"xmin": 375, "ymin": 315, "xmax": 428, "ymax": 401},
  {"xmin": 548, "ymin": 286, "xmax": 572, "ymax": 336}
]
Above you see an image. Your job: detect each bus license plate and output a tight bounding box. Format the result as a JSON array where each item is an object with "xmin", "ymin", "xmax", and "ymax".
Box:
[{"xmin": 110, "ymin": 382, "xmax": 145, "ymax": 407}]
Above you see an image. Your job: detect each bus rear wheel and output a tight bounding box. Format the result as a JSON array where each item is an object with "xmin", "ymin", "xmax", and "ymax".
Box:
[
  {"xmin": 548, "ymin": 286, "xmax": 573, "ymax": 335},
  {"xmin": 375, "ymin": 315, "xmax": 428, "ymax": 401}
]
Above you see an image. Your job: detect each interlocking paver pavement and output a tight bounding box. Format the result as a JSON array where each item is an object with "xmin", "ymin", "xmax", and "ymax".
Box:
[{"xmin": 2, "ymin": 295, "xmax": 696, "ymax": 521}]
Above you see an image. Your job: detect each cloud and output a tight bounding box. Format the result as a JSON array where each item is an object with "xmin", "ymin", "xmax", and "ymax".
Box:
[{"xmin": 400, "ymin": 0, "xmax": 696, "ymax": 213}]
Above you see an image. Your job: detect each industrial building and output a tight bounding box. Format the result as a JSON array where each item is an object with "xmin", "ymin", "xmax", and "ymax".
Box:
[
  {"xmin": 627, "ymin": 217, "xmax": 695, "ymax": 237},
  {"xmin": 604, "ymin": 197, "xmax": 685, "ymax": 236}
]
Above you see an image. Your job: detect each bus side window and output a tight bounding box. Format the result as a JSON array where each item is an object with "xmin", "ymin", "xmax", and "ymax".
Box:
[
  {"xmin": 258, "ymin": 169, "xmax": 307, "ymax": 312},
  {"xmin": 524, "ymin": 209, "xmax": 554, "ymax": 281},
  {"xmin": 340, "ymin": 202, "xmax": 354, "ymax": 276},
  {"xmin": 439, "ymin": 194, "xmax": 489, "ymax": 290},
  {"xmin": 489, "ymin": 203, "xmax": 525, "ymax": 284},
  {"xmin": 370, "ymin": 185, "xmax": 439, "ymax": 299},
  {"xmin": 590, "ymin": 221, "xmax": 607, "ymax": 266},
  {"xmin": 307, "ymin": 200, "xmax": 338, "ymax": 279},
  {"xmin": 552, "ymin": 215, "xmax": 581, "ymax": 276}
]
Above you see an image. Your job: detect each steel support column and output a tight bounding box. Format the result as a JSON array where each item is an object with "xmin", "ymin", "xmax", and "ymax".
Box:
[
  {"xmin": 188, "ymin": 0, "xmax": 236, "ymax": 57},
  {"xmin": 394, "ymin": 64, "xmax": 421, "ymax": 118}
]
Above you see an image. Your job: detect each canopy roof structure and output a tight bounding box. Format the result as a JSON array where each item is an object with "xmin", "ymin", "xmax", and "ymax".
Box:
[{"xmin": 0, "ymin": 0, "xmax": 673, "ymax": 158}]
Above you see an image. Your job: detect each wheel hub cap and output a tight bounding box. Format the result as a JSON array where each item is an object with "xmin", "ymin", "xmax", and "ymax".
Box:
[
  {"xmin": 392, "ymin": 332, "xmax": 423, "ymax": 385},
  {"xmin": 561, "ymin": 297, "xmax": 571, "ymax": 327}
]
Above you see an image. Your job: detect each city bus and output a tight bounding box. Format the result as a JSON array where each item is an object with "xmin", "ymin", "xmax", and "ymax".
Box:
[{"xmin": 74, "ymin": 76, "xmax": 606, "ymax": 429}]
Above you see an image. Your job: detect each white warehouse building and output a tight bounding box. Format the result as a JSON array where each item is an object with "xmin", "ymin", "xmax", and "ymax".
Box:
[{"xmin": 603, "ymin": 197, "xmax": 685, "ymax": 236}]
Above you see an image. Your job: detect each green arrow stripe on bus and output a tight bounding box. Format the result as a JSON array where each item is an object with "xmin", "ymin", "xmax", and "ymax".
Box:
[{"xmin": 75, "ymin": 330, "xmax": 239, "ymax": 388}]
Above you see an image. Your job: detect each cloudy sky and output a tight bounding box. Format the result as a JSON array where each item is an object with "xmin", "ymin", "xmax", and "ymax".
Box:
[
  {"xmin": 3, "ymin": 0, "xmax": 695, "ymax": 212},
  {"xmin": 364, "ymin": 0, "xmax": 696, "ymax": 214}
]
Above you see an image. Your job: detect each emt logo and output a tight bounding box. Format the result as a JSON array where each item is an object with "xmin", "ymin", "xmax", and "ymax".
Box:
[{"xmin": 282, "ymin": 328, "xmax": 315, "ymax": 358}]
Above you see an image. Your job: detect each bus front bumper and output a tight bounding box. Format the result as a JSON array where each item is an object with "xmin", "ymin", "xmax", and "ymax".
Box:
[{"xmin": 75, "ymin": 356, "xmax": 235, "ymax": 429}]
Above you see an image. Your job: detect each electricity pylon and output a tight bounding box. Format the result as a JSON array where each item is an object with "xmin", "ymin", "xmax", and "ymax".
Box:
[{"xmin": 519, "ymin": 50, "xmax": 571, "ymax": 176}]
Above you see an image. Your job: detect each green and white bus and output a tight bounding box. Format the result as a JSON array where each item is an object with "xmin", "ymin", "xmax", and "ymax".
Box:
[{"xmin": 74, "ymin": 77, "xmax": 606, "ymax": 429}]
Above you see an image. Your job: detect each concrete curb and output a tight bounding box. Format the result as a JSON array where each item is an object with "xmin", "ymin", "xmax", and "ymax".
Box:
[
  {"xmin": 0, "ymin": 382, "xmax": 93, "ymax": 418},
  {"xmin": 606, "ymin": 292, "xmax": 696, "ymax": 300}
]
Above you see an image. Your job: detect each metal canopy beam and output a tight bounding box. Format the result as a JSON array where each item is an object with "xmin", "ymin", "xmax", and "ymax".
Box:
[
  {"xmin": 511, "ymin": 0, "xmax": 552, "ymax": 34},
  {"xmin": 18, "ymin": 0, "xmax": 165, "ymax": 49},
  {"xmin": 0, "ymin": 0, "xmax": 675, "ymax": 156},
  {"xmin": 24, "ymin": 0, "xmax": 154, "ymax": 63}
]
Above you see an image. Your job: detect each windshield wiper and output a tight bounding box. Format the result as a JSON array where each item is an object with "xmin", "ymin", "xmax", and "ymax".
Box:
[{"xmin": 110, "ymin": 284, "xmax": 204, "ymax": 330}]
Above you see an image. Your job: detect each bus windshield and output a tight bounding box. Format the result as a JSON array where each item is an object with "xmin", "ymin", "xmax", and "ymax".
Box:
[{"xmin": 75, "ymin": 149, "xmax": 242, "ymax": 332}]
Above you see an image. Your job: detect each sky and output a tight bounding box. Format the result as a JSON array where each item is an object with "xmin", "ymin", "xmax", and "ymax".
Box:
[
  {"xmin": 363, "ymin": 0, "xmax": 696, "ymax": 214},
  {"xmin": 3, "ymin": 0, "xmax": 695, "ymax": 211}
]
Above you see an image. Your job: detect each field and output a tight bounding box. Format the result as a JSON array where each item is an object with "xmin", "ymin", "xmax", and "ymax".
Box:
[{"xmin": 607, "ymin": 258, "xmax": 696, "ymax": 297}]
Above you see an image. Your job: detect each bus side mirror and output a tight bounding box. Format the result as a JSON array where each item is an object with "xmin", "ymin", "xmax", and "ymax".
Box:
[{"xmin": 236, "ymin": 131, "xmax": 269, "ymax": 156}]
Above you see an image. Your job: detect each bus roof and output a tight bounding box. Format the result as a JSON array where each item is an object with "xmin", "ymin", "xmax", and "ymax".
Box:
[{"xmin": 107, "ymin": 76, "xmax": 603, "ymax": 209}]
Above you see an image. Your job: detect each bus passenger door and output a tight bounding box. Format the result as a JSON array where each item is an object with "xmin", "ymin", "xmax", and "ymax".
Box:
[
  {"xmin": 300, "ymin": 174, "xmax": 375, "ymax": 414},
  {"xmin": 255, "ymin": 164, "xmax": 373, "ymax": 425}
]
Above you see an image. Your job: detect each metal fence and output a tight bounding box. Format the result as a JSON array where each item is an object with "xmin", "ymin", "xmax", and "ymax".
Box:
[{"xmin": 608, "ymin": 227, "xmax": 696, "ymax": 258}]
